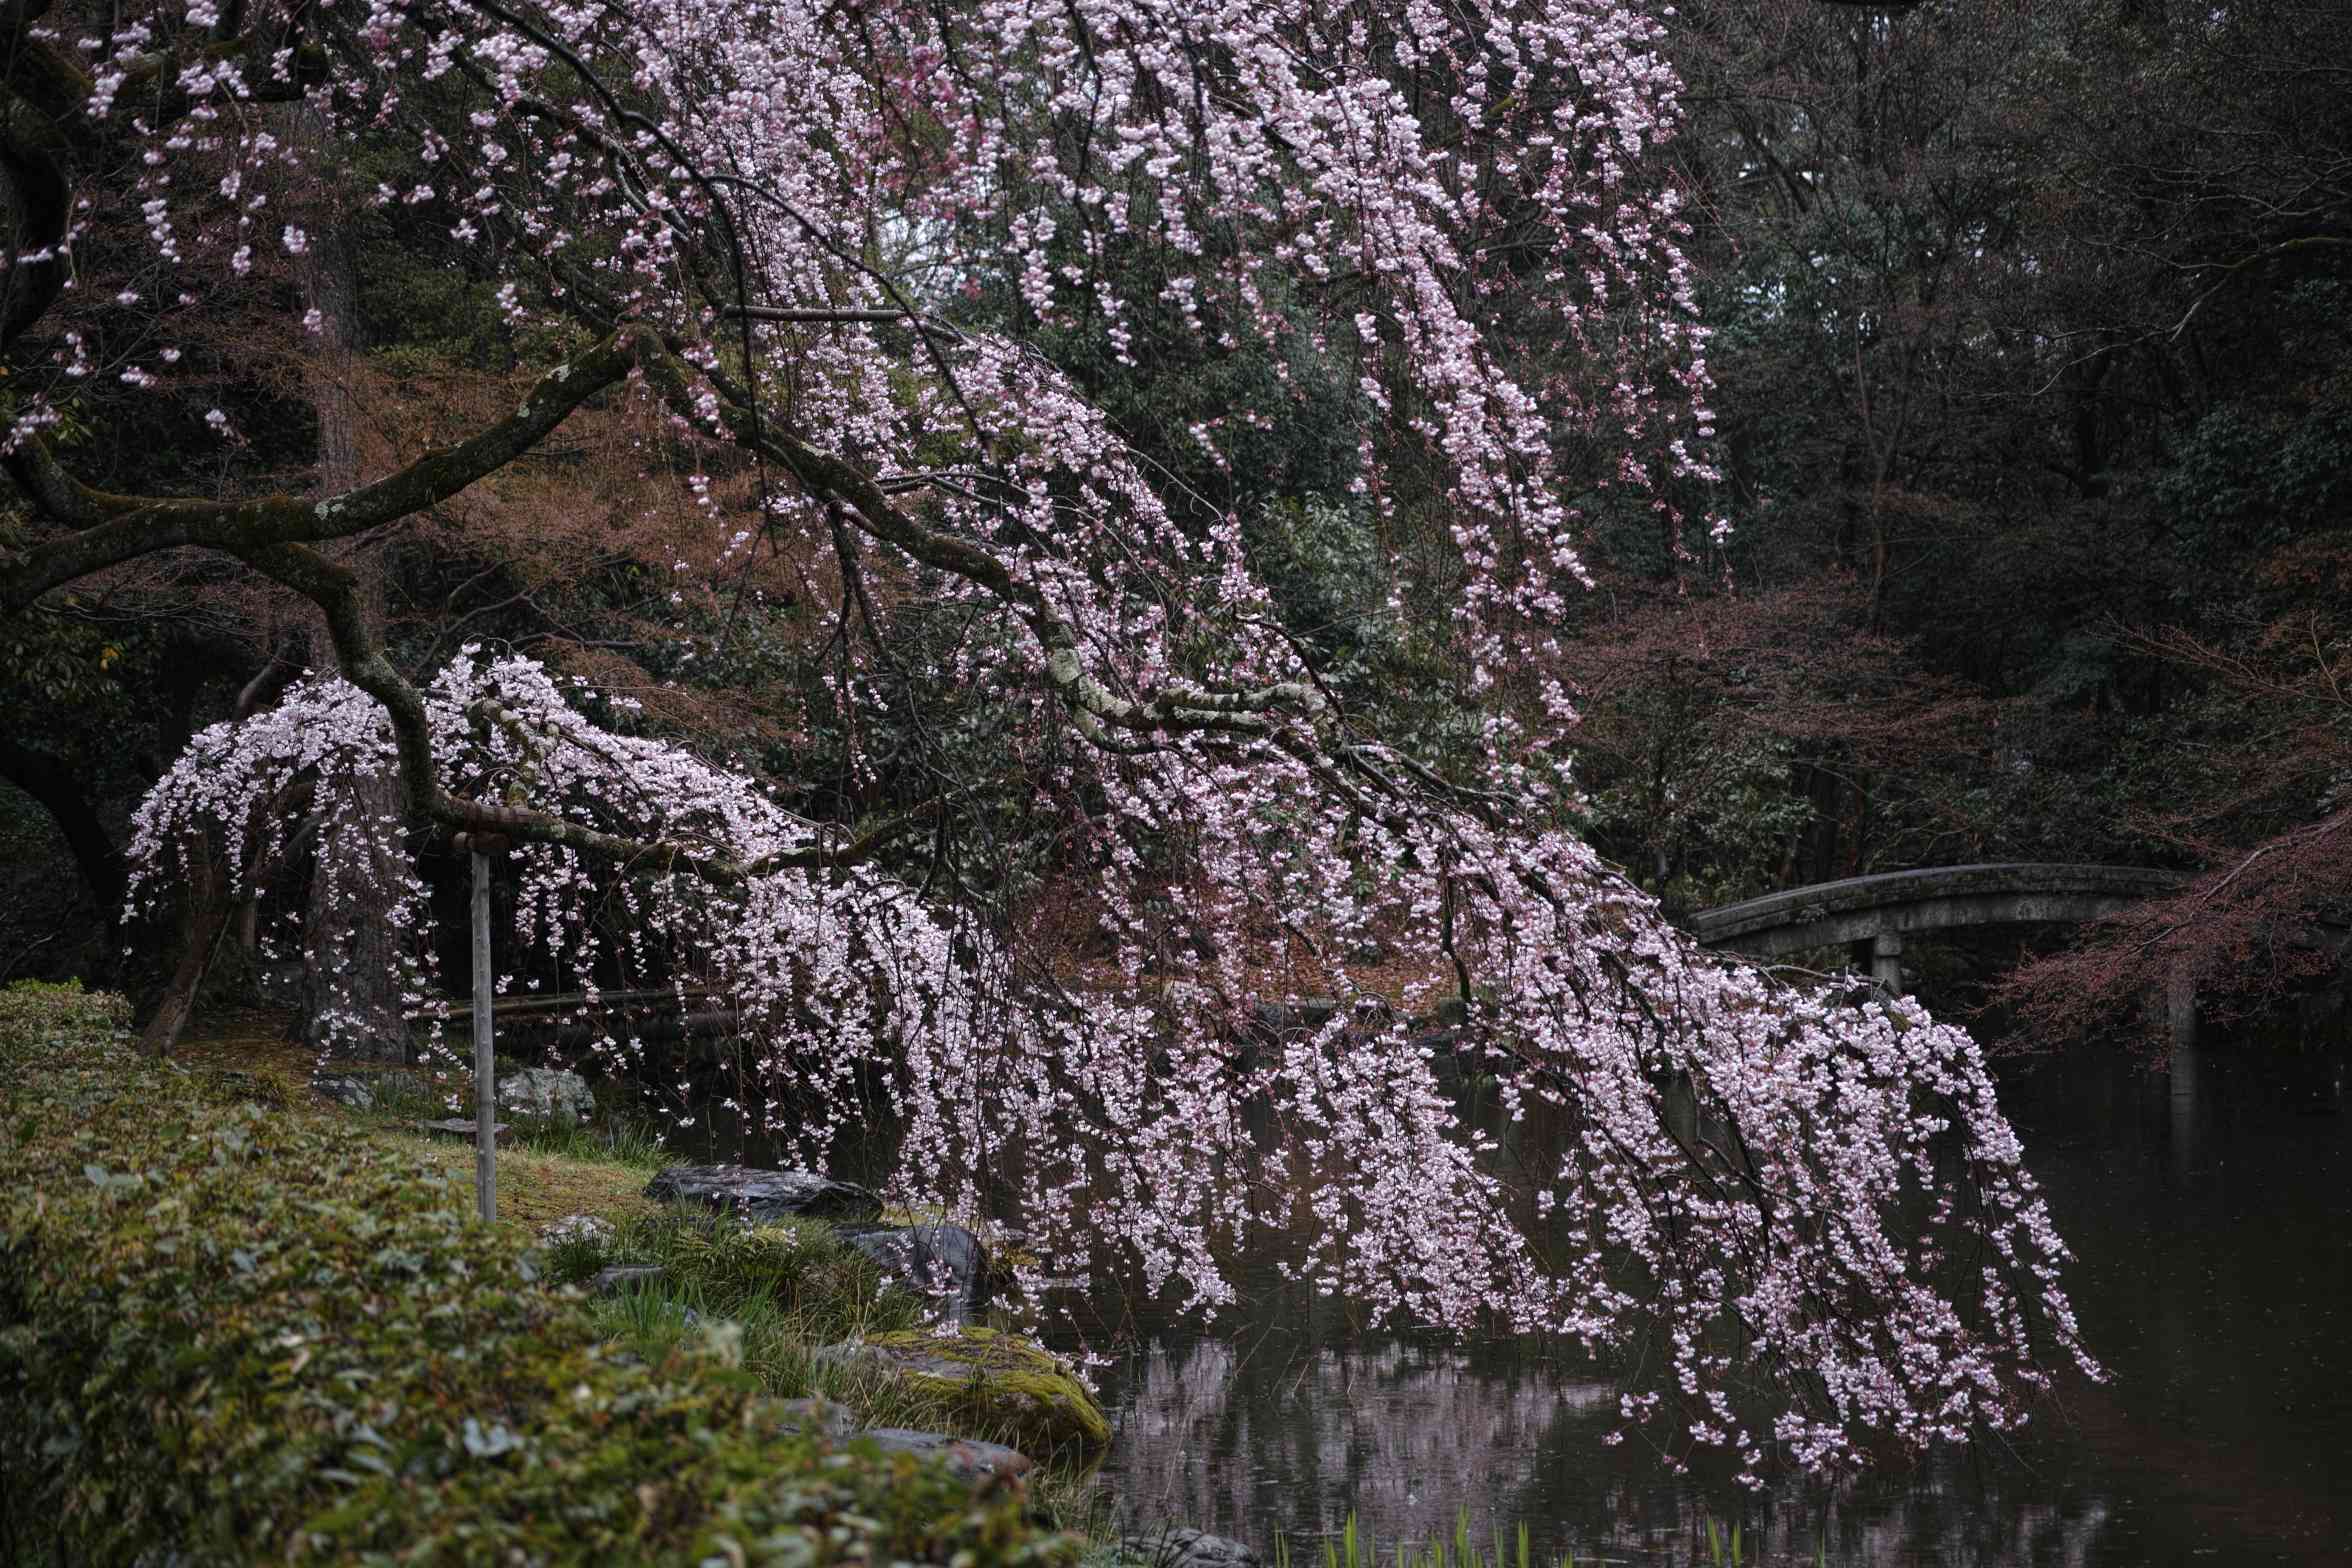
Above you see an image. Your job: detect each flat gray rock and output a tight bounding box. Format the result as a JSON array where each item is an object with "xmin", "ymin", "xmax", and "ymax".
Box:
[
  {"xmin": 642, "ymin": 1163, "xmax": 883, "ymax": 1224},
  {"xmin": 1123, "ymin": 1529, "xmax": 1261, "ymax": 1568},
  {"xmin": 857, "ymin": 1427, "xmax": 1032, "ymax": 1483},
  {"xmin": 311, "ymin": 1073, "xmax": 374, "ymax": 1111},
  {"xmin": 414, "ymin": 1117, "xmax": 509, "ymax": 1140}
]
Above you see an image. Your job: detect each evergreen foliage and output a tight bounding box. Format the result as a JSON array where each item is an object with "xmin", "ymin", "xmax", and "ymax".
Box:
[{"xmin": 0, "ymin": 983, "xmax": 1070, "ymax": 1567}]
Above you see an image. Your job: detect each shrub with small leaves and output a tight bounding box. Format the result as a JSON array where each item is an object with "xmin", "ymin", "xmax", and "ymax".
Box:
[
  {"xmin": 0, "ymin": 987, "xmax": 1073, "ymax": 1567},
  {"xmin": 0, "ymin": 978, "xmax": 127, "ymax": 1044}
]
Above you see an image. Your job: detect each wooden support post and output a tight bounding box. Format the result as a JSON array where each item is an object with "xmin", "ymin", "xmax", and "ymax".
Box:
[
  {"xmin": 1871, "ymin": 929, "xmax": 1904, "ymax": 994},
  {"xmin": 471, "ymin": 847, "xmax": 496, "ymax": 1223},
  {"xmin": 458, "ymin": 832, "xmax": 509, "ymax": 1224}
]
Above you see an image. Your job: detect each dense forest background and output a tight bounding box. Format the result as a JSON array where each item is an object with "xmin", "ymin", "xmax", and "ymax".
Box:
[{"xmin": 4, "ymin": 0, "xmax": 2346, "ymax": 1049}]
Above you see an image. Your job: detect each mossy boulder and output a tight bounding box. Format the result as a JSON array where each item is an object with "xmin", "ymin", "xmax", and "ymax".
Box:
[{"xmin": 832, "ymin": 1326, "xmax": 1110, "ymax": 1459}]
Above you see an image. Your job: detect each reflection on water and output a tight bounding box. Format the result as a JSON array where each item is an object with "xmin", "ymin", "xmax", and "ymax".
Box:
[
  {"xmin": 1075, "ymin": 1044, "xmax": 2351, "ymax": 1566},
  {"xmin": 1102, "ymin": 1337, "xmax": 1620, "ymax": 1552}
]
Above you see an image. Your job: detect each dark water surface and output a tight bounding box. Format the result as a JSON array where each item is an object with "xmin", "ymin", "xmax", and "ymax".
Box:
[{"xmin": 1061, "ymin": 1045, "xmax": 2352, "ymax": 1566}]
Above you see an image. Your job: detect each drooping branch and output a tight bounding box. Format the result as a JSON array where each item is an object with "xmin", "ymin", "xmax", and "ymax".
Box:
[
  {"xmin": 629, "ymin": 338, "xmax": 1330, "ymax": 748},
  {"xmin": 224, "ymin": 538, "xmax": 941, "ymax": 883}
]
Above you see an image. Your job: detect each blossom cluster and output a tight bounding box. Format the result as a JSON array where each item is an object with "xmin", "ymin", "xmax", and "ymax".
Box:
[{"xmin": 130, "ymin": 650, "xmax": 2098, "ymax": 1478}]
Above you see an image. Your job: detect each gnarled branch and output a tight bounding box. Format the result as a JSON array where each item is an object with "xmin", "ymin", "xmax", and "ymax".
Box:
[{"xmin": 2, "ymin": 325, "xmax": 657, "ymax": 614}]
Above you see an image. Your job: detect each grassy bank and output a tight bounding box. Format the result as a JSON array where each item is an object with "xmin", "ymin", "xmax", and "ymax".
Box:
[
  {"xmin": 0, "ymin": 981, "xmax": 1092, "ymax": 1566},
  {"xmin": 321, "ymin": 1053, "xmax": 1102, "ymax": 1463}
]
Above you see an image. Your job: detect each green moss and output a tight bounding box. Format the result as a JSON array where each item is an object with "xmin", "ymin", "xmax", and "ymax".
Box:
[
  {"xmin": 845, "ymin": 1327, "xmax": 1112, "ymax": 1459},
  {"xmin": 0, "ymin": 984, "xmax": 1077, "ymax": 1566},
  {"xmin": 375, "ymin": 1126, "xmax": 665, "ymax": 1228}
]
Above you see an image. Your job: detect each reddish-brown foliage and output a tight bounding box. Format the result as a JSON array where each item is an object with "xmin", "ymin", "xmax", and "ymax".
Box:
[{"xmin": 1998, "ymin": 601, "xmax": 2352, "ymax": 1049}]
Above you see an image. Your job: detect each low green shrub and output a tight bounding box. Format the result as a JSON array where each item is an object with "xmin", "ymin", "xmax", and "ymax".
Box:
[
  {"xmin": 0, "ymin": 976, "xmax": 127, "ymax": 1042},
  {"xmin": 0, "ymin": 983, "xmax": 1073, "ymax": 1567}
]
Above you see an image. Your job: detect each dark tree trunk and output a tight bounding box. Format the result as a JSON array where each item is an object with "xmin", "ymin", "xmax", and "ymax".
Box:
[
  {"xmin": 299, "ymin": 766, "xmax": 410, "ymax": 1059},
  {"xmin": 290, "ymin": 136, "xmax": 409, "ymax": 1062},
  {"xmin": 0, "ymin": 741, "xmax": 126, "ymax": 916},
  {"xmin": 139, "ymin": 833, "xmax": 230, "ymax": 1056}
]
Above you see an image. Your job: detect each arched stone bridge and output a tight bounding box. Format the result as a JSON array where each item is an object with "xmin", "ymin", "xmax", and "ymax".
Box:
[{"xmin": 1690, "ymin": 862, "xmax": 2190, "ymax": 991}]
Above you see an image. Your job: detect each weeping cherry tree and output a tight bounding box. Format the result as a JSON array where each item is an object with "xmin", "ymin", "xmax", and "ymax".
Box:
[{"xmin": 0, "ymin": 0, "xmax": 2096, "ymax": 1479}]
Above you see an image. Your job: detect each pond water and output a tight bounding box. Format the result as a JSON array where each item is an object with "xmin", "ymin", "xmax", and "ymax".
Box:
[{"xmin": 1058, "ymin": 1043, "xmax": 2352, "ymax": 1566}]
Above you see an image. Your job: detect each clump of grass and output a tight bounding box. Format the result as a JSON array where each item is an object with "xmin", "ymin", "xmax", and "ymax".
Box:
[
  {"xmin": 1271, "ymin": 1512, "xmax": 1830, "ymax": 1568},
  {"xmin": 508, "ymin": 1109, "xmax": 671, "ymax": 1168},
  {"xmin": 657, "ymin": 1214, "xmax": 901, "ymax": 1329},
  {"xmin": 1274, "ymin": 1509, "xmax": 1573, "ymax": 1568},
  {"xmin": 559, "ymin": 1209, "xmax": 921, "ymax": 1338},
  {"xmin": 540, "ymin": 1227, "xmax": 617, "ymax": 1285},
  {"xmin": 580, "ymin": 1272, "xmax": 997, "ymax": 1434},
  {"xmin": 542, "ymin": 1207, "xmax": 946, "ymax": 1435},
  {"xmin": 556, "ymin": 1213, "xmax": 1121, "ymax": 1472},
  {"xmin": 1031, "ymin": 1467, "xmax": 1119, "ymax": 1547}
]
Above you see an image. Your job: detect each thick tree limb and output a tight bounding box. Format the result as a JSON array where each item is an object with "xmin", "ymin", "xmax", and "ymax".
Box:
[
  {"xmin": 1, "ymin": 326, "xmax": 656, "ymax": 613},
  {"xmin": 2, "ymin": 310, "xmax": 1325, "ymax": 887}
]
